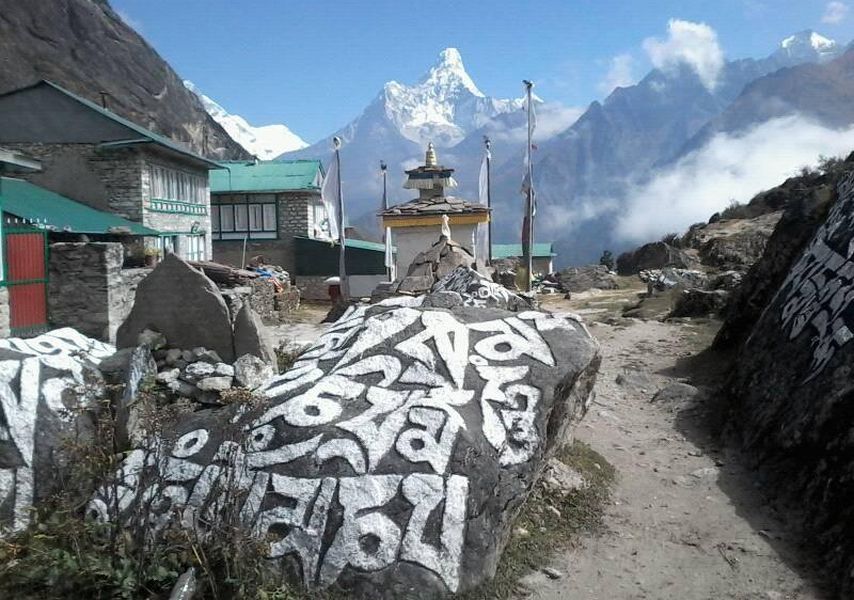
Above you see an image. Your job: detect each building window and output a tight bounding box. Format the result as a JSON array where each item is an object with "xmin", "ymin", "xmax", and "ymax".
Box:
[
  {"xmin": 211, "ymin": 194, "xmax": 277, "ymax": 240},
  {"xmin": 183, "ymin": 234, "xmax": 205, "ymax": 262},
  {"xmin": 150, "ymin": 164, "xmax": 208, "ymax": 205}
]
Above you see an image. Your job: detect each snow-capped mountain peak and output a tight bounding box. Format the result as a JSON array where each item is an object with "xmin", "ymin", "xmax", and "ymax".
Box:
[
  {"xmin": 379, "ymin": 48, "xmax": 523, "ymax": 147},
  {"xmin": 184, "ymin": 80, "xmax": 308, "ymax": 160},
  {"xmin": 777, "ymin": 30, "xmax": 838, "ymax": 61}
]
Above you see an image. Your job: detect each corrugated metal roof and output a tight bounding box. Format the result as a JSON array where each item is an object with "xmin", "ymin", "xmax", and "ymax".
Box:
[
  {"xmin": 492, "ymin": 243, "xmax": 556, "ymax": 259},
  {"xmin": 0, "ymin": 177, "xmax": 160, "ymax": 236},
  {"xmin": 31, "ymin": 81, "xmax": 221, "ymax": 169},
  {"xmin": 211, "ymin": 160, "xmax": 323, "ymax": 193}
]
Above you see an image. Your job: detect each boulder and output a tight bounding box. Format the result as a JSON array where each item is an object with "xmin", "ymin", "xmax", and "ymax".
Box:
[
  {"xmin": 668, "ymin": 289, "xmax": 728, "ymax": 318},
  {"xmin": 682, "ymin": 211, "xmax": 783, "ymax": 270},
  {"xmin": 100, "ymin": 345, "xmax": 157, "ymax": 448},
  {"xmin": 0, "ymin": 328, "xmax": 114, "ymax": 534},
  {"xmin": 616, "ymin": 241, "xmax": 698, "ymax": 275},
  {"xmin": 156, "ymin": 368, "xmax": 181, "ymax": 384},
  {"xmin": 431, "ymin": 266, "xmax": 534, "ymax": 312},
  {"xmin": 116, "ymin": 254, "xmax": 236, "ymax": 362},
  {"xmin": 723, "ymin": 170, "xmax": 854, "ymax": 595},
  {"xmin": 181, "ymin": 361, "xmax": 215, "ymax": 383},
  {"xmin": 557, "ymin": 265, "xmax": 618, "ymax": 293},
  {"xmin": 196, "ymin": 376, "xmax": 233, "ymax": 392},
  {"xmin": 233, "ymin": 354, "xmax": 276, "ymax": 390},
  {"xmin": 90, "ymin": 297, "xmax": 601, "ymax": 597},
  {"xmin": 233, "ymin": 304, "xmax": 276, "ymax": 365}
]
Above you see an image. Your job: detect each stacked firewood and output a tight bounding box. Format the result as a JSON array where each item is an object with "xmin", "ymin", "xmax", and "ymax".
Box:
[{"xmin": 189, "ymin": 260, "xmax": 259, "ymax": 286}]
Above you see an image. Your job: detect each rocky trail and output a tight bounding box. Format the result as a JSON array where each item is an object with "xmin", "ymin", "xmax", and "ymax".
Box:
[{"xmin": 518, "ymin": 294, "xmax": 826, "ymax": 599}]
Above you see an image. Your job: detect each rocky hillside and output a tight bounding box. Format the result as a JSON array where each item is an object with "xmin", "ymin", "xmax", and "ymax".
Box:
[{"xmin": 0, "ymin": 0, "xmax": 249, "ymax": 159}]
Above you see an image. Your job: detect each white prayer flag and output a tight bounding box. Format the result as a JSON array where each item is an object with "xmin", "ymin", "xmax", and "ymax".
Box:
[
  {"xmin": 384, "ymin": 226, "xmax": 395, "ymax": 279},
  {"xmin": 476, "ymin": 148, "xmax": 491, "ymax": 262},
  {"xmin": 320, "ymin": 157, "xmax": 340, "ymax": 241}
]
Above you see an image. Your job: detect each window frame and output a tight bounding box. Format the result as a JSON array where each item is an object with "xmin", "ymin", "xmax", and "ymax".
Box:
[{"xmin": 211, "ymin": 193, "xmax": 278, "ymax": 240}]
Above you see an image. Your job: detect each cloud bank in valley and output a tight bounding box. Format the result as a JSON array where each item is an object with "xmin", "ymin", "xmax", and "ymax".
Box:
[
  {"xmin": 613, "ymin": 114, "xmax": 854, "ymax": 244},
  {"xmin": 643, "ymin": 19, "xmax": 725, "ymax": 90}
]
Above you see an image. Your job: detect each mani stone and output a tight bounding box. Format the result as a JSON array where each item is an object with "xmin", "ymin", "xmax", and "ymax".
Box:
[
  {"xmin": 722, "ymin": 169, "xmax": 854, "ymax": 596},
  {"xmin": 116, "ymin": 254, "xmax": 236, "ymax": 362},
  {"xmin": 90, "ymin": 296, "xmax": 601, "ymax": 598},
  {"xmin": 0, "ymin": 328, "xmax": 114, "ymax": 535}
]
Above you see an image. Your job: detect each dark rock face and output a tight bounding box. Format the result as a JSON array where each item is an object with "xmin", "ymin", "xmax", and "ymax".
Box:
[
  {"xmin": 91, "ymin": 295, "xmax": 600, "ymax": 597},
  {"xmin": 117, "ymin": 254, "xmax": 236, "ymax": 363},
  {"xmin": 714, "ymin": 184, "xmax": 835, "ymax": 349},
  {"xmin": 724, "ymin": 170, "xmax": 854, "ymax": 595},
  {"xmin": 0, "ymin": 0, "xmax": 247, "ymax": 159},
  {"xmin": 557, "ymin": 265, "xmax": 618, "ymax": 293},
  {"xmin": 616, "ymin": 242, "xmax": 697, "ymax": 275},
  {"xmin": 0, "ymin": 328, "xmax": 113, "ymax": 533}
]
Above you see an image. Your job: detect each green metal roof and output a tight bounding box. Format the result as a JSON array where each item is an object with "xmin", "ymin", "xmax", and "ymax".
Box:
[
  {"xmin": 492, "ymin": 243, "xmax": 556, "ymax": 259},
  {"xmin": 31, "ymin": 81, "xmax": 221, "ymax": 169},
  {"xmin": 211, "ymin": 160, "xmax": 323, "ymax": 193},
  {"xmin": 0, "ymin": 177, "xmax": 160, "ymax": 236},
  {"xmin": 293, "ymin": 235, "xmax": 389, "ymax": 253}
]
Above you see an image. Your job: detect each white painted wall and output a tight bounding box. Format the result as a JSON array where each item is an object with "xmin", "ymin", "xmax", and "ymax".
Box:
[{"xmin": 392, "ymin": 223, "xmax": 477, "ymax": 275}]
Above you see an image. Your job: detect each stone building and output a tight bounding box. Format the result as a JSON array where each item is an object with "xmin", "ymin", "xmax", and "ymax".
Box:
[
  {"xmin": 380, "ymin": 143, "xmax": 489, "ymax": 276},
  {"xmin": 210, "ymin": 159, "xmax": 388, "ymax": 299},
  {"xmin": 0, "ymin": 80, "xmax": 221, "ymax": 262}
]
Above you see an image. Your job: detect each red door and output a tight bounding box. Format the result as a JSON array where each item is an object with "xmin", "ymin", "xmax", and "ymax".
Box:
[{"xmin": 4, "ymin": 226, "xmax": 48, "ymax": 336}]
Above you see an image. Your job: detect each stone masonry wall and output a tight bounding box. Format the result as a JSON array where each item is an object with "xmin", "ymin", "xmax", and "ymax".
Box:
[
  {"xmin": 3, "ymin": 142, "xmax": 145, "ymax": 221},
  {"xmin": 48, "ymin": 242, "xmax": 151, "ymax": 342},
  {"xmin": 0, "ymin": 287, "xmax": 9, "ymax": 338},
  {"xmin": 212, "ymin": 191, "xmax": 315, "ymax": 272}
]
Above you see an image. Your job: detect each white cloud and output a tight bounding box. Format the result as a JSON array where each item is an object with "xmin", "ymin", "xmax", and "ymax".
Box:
[
  {"xmin": 822, "ymin": 1, "xmax": 849, "ymax": 24},
  {"xmin": 598, "ymin": 54, "xmax": 637, "ymax": 95},
  {"xmin": 613, "ymin": 115, "xmax": 854, "ymax": 244},
  {"xmin": 642, "ymin": 19, "xmax": 725, "ymax": 90},
  {"xmin": 486, "ymin": 102, "xmax": 583, "ymax": 144}
]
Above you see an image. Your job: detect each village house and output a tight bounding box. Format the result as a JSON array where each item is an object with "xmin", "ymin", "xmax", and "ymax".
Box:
[
  {"xmin": 210, "ymin": 159, "xmax": 388, "ymax": 299},
  {"xmin": 492, "ymin": 242, "xmax": 557, "ymax": 275},
  {"xmin": 0, "ymin": 80, "xmax": 221, "ymax": 263},
  {"xmin": 380, "ymin": 143, "xmax": 489, "ymax": 277}
]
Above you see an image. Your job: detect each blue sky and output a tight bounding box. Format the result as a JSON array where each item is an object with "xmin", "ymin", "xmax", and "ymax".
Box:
[{"xmin": 112, "ymin": 0, "xmax": 854, "ymax": 143}]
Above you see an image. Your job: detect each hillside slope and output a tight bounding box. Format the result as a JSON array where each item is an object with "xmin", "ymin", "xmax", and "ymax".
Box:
[{"xmin": 0, "ymin": 0, "xmax": 248, "ymax": 159}]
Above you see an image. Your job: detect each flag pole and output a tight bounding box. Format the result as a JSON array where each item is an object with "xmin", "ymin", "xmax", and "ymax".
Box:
[
  {"xmin": 523, "ymin": 79, "xmax": 535, "ymax": 292},
  {"xmin": 334, "ymin": 136, "xmax": 349, "ymax": 300},
  {"xmin": 380, "ymin": 160, "xmax": 390, "ymax": 281},
  {"xmin": 485, "ymin": 136, "xmax": 493, "ymax": 265}
]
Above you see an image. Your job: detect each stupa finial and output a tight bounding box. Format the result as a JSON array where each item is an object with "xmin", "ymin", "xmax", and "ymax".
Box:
[{"xmin": 425, "ymin": 142, "xmax": 438, "ymax": 168}]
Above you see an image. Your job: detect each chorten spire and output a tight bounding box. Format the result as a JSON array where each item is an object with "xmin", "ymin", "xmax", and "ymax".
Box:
[{"xmin": 425, "ymin": 142, "xmax": 437, "ymax": 168}]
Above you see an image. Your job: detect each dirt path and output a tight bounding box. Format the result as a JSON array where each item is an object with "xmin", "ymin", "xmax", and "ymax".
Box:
[{"xmin": 519, "ymin": 314, "xmax": 826, "ymax": 600}]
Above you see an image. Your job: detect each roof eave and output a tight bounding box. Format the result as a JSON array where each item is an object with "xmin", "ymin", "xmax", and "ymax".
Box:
[{"xmin": 97, "ymin": 139, "xmax": 222, "ymax": 169}]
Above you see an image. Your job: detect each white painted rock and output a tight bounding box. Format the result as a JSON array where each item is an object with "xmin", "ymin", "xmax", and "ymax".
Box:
[
  {"xmin": 181, "ymin": 362, "xmax": 215, "ymax": 383},
  {"xmin": 156, "ymin": 368, "xmax": 181, "ymax": 384},
  {"xmin": 90, "ymin": 298, "xmax": 600, "ymax": 597},
  {"xmin": 0, "ymin": 328, "xmax": 114, "ymax": 534},
  {"xmin": 213, "ymin": 362, "xmax": 235, "ymax": 378}
]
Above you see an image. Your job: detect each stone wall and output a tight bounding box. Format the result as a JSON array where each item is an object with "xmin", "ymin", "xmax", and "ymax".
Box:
[
  {"xmin": 48, "ymin": 242, "xmax": 151, "ymax": 342},
  {"xmin": 3, "ymin": 142, "xmax": 146, "ymax": 220},
  {"xmin": 295, "ymin": 274, "xmax": 386, "ymax": 301},
  {"xmin": 0, "ymin": 287, "xmax": 9, "ymax": 338}
]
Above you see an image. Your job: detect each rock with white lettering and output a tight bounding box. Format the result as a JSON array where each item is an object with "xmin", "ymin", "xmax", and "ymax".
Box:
[
  {"xmin": 89, "ymin": 300, "xmax": 600, "ymax": 597},
  {"xmin": 724, "ymin": 170, "xmax": 854, "ymax": 596},
  {"xmin": 116, "ymin": 254, "xmax": 235, "ymax": 362},
  {"xmin": 431, "ymin": 266, "xmax": 534, "ymax": 312},
  {"xmin": 0, "ymin": 328, "xmax": 114, "ymax": 535}
]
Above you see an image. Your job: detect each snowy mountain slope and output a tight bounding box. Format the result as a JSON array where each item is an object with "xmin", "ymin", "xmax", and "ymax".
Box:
[
  {"xmin": 282, "ymin": 48, "xmax": 530, "ymax": 229},
  {"xmin": 184, "ymin": 81, "xmax": 307, "ymax": 160}
]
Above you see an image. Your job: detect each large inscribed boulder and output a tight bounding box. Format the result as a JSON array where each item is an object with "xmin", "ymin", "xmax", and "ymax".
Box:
[
  {"xmin": 0, "ymin": 328, "xmax": 113, "ymax": 534},
  {"xmin": 90, "ymin": 294, "xmax": 600, "ymax": 597},
  {"xmin": 725, "ymin": 170, "xmax": 854, "ymax": 595},
  {"xmin": 116, "ymin": 254, "xmax": 235, "ymax": 362}
]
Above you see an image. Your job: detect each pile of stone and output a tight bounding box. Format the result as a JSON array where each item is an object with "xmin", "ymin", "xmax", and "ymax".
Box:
[
  {"xmin": 391, "ymin": 234, "xmax": 476, "ymax": 295},
  {"xmin": 140, "ymin": 330, "xmax": 274, "ymax": 403},
  {"xmin": 556, "ymin": 264, "xmax": 619, "ymax": 294},
  {"xmin": 639, "ymin": 268, "xmax": 709, "ymax": 294}
]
